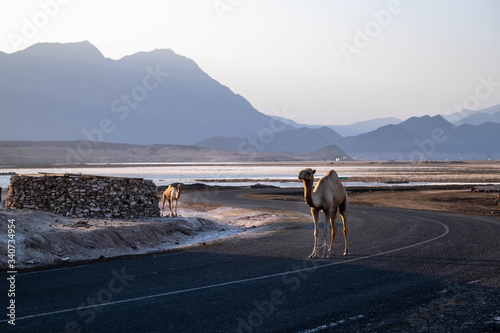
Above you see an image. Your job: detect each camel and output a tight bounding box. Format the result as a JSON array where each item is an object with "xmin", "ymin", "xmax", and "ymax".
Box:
[
  {"xmin": 298, "ymin": 168, "xmax": 348, "ymax": 258},
  {"xmin": 161, "ymin": 183, "xmax": 182, "ymax": 217}
]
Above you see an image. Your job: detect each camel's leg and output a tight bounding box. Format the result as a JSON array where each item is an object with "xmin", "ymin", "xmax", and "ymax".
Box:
[
  {"xmin": 168, "ymin": 198, "xmax": 174, "ymax": 217},
  {"xmin": 309, "ymin": 208, "xmax": 320, "ymax": 259},
  {"xmin": 322, "ymin": 209, "xmax": 332, "ymax": 258},
  {"xmin": 328, "ymin": 207, "xmax": 338, "ymax": 257},
  {"xmin": 161, "ymin": 194, "xmax": 166, "ymax": 217},
  {"xmin": 340, "ymin": 202, "xmax": 349, "ymax": 255},
  {"xmin": 173, "ymin": 199, "xmax": 178, "ymax": 216},
  {"xmin": 340, "ymin": 214, "xmax": 348, "ymax": 255}
]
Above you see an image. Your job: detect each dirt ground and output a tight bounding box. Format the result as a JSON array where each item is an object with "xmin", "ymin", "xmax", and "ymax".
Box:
[
  {"xmin": 252, "ymin": 188, "xmax": 500, "ymax": 217},
  {"xmin": 349, "ymin": 189, "xmax": 500, "ymax": 216}
]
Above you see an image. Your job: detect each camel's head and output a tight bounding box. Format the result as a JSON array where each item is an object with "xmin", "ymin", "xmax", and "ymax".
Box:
[{"xmin": 298, "ymin": 168, "xmax": 316, "ymax": 182}]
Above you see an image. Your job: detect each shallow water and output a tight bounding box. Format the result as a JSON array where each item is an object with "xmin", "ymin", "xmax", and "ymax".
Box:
[
  {"xmin": 0, "ymin": 163, "xmax": 332, "ymax": 188},
  {"xmin": 0, "ymin": 163, "xmax": 498, "ymax": 189}
]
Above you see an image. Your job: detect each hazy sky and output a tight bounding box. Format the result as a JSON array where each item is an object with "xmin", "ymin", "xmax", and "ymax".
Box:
[{"xmin": 1, "ymin": 0, "xmax": 500, "ymax": 125}]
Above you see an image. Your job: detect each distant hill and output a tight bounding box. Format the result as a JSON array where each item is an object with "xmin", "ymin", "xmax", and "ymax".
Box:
[
  {"xmin": 0, "ymin": 41, "xmax": 292, "ymax": 145},
  {"xmin": 195, "ymin": 126, "xmax": 344, "ymax": 154},
  {"xmin": 342, "ymin": 124, "xmax": 418, "ymax": 154},
  {"xmin": 397, "ymin": 115, "xmax": 455, "ymax": 136},
  {"xmin": 329, "ymin": 117, "xmax": 403, "ymax": 137},
  {"xmin": 304, "ymin": 145, "xmax": 350, "ymax": 161},
  {"xmin": 441, "ymin": 109, "xmax": 476, "ymax": 124},
  {"xmin": 442, "ymin": 104, "xmax": 500, "ymax": 125},
  {"xmin": 0, "ymin": 140, "xmax": 349, "ymax": 166},
  {"xmin": 454, "ymin": 110, "xmax": 500, "ymax": 126},
  {"xmin": 440, "ymin": 122, "xmax": 500, "ymax": 155},
  {"xmin": 272, "ymin": 116, "xmax": 402, "ymax": 137},
  {"xmin": 198, "ymin": 113, "xmax": 500, "ymax": 160},
  {"xmin": 344, "ymin": 115, "xmax": 500, "ymax": 160}
]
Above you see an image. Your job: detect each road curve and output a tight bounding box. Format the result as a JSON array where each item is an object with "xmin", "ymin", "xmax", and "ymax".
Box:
[{"xmin": 2, "ymin": 188, "xmax": 500, "ymax": 332}]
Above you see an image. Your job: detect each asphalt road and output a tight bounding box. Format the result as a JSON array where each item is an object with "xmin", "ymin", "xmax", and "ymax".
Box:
[{"xmin": 2, "ymin": 188, "xmax": 500, "ymax": 332}]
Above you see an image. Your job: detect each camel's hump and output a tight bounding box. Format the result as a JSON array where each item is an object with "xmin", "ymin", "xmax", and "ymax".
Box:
[{"xmin": 325, "ymin": 170, "xmax": 339, "ymax": 179}]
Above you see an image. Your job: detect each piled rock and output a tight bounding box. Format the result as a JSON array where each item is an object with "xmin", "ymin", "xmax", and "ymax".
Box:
[{"xmin": 6, "ymin": 174, "xmax": 160, "ymax": 218}]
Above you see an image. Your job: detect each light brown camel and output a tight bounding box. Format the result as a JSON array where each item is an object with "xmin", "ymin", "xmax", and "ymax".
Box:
[
  {"xmin": 298, "ymin": 168, "xmax": 348, "ymax": 258},
  {"xmin": 161, "ymin": 183, "xmax": 182, "ymax": 217}
]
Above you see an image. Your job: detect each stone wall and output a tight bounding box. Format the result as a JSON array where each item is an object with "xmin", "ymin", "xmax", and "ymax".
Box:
[{"xmin": 6, "ymin": 173, "xmax": 160, "ymax": 218}]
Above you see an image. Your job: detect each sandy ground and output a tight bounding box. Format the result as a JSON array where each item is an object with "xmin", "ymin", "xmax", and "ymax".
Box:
[{"xmin": 0, "ymin": 209, "xmax": 226, "ymax": 269}]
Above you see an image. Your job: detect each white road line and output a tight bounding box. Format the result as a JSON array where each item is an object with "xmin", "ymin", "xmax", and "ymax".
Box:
[
  {"xmin": 0, "ymin": 215, "xmax": 449, "ymax": 323},
  {"xmin": 298, "ymin": 314, "xmax": 365, "ymax": 333}
]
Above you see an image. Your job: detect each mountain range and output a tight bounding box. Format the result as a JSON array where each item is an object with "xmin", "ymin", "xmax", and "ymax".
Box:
[
  {"xmin": 1, "ymin": 41, "xmax": 500, "ymax": 161},
  {"xmin": 444, "ymin": 105, "xmax": 500, "ymax": 126},
  {"xmin": 0, "ymin": 41, "xmax": 292, "ymax": 145},
  {"xmin": 271, "ymin": 116, "xmax": 403, "ymax": 137},
  {"xmin": 341, "ymin": 114, "xmax": 500, "ymax": 160},
  {"xmin": 441, "ymin": 104, "xmax": 500, "ymax": 125},
  {"xmin": 199, "ymin": 112, "xmax": 500, "ymax": 160}
]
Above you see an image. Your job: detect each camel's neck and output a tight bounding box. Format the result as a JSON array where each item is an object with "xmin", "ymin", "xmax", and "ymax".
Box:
[{"xmin": 302, "ymin": 179, "xmax": 318, "ymax": 208}]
